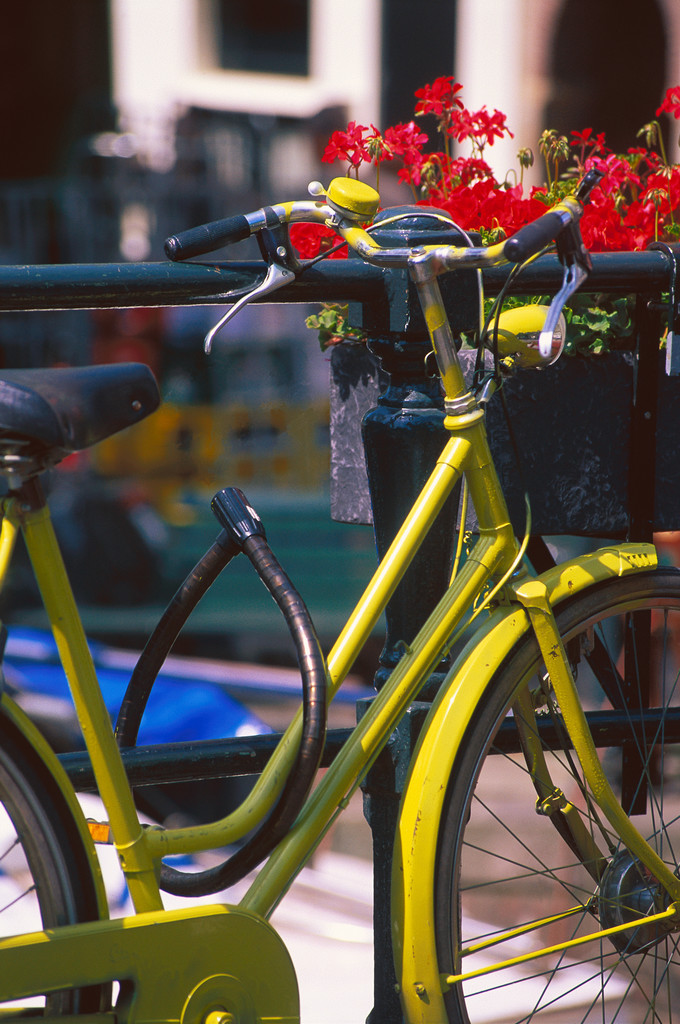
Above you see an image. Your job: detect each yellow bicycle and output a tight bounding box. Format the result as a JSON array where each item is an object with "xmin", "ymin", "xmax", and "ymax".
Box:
[{"xmin": 0, "ymin": 168, "xmax": 678, "ymax": 1023}]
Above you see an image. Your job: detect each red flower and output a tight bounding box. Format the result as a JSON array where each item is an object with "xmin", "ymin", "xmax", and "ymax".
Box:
[
  {"xmin": 451, "ymin": 107, "xmax": 513, "ymax": 149},
  {"xmin": 644, "ymin": 167, "xmax": 680, "ymax": 207},
  {"xmin": 364, "ymin": 125, "xmax": 394, "ymax": 164},
  {"xmin": 477, "ymin": 108, "xmax": 513, "ymax": 147},
  {"xmin": 289, "ymin": 223, "xmax": 346, "ymax": 260},
  {"xmin": 588, "ymin": 152, "xmax": 642, "ymax": 197},
  {"xmin": 316, "ymin": 78, "xmax": 680, "ymax": 256},
  {"xmin": 657, "ymin": 86, "xmax": 680, "ymax": 120},
  {"xmin": 430, "ymin": 183, "xmax": 479, "ymax": 228},
  {"xmin": 322, "ymin": 121, "xmax": 370, "ymax": 168},
  {"xmin": 426, "ymin": 179, "xmax": 545, "ymax": 238},
  {"xmin": 449, "ymin": 155, "xmax": 494, "ymax": 185},
  {"xmin": 625, "ymin": 146, "xmax": 663, "ymax": 172},
  {"xmin": 570, "ymin": 128, "xmax": 606, "ymax": 152},
  {"xmin": 414, "ymin": 76, "xmax": 464, "ymax": 121},
  {"xmin": 384, "ymin": 121, "xmax": 428, "ymax": 163},
  {"xmin": 580, "ymin": 192, "xmax": 631, "ymax": 251},
  {"xmin": 570, "ymin": 128, "xmax": 607, "ymax": 171}
]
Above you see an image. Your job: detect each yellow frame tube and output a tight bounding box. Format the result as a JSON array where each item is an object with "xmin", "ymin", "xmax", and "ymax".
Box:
[
  {"xmin": 145, "ymin": 433, "xmax": 477, "ymax": 861},
  {"xmin": 0, "ymin": 508, "xmax": 19, "ymax": 589},
  {"xmin": 16, "ymin": 499, "xmax": 163, "ymax": 913},
  {"xmin": 242, "ymin": 528, "xmax": 512, "ymax": 919},
  {"xmin": 511, "ymin": 683, "xmax": 608, "ymax": 882},
  {"xmin": 243, "ymin": 416, "xmax": 520, "ymax": 917}
]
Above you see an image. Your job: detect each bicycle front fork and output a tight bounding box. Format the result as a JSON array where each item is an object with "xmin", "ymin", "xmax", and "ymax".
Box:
[{"xmin": 512, "ymin": 575, "xmax": 680, "ymax": 911}]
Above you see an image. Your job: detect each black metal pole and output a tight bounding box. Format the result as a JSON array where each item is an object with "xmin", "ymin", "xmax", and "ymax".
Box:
[{"xmin": 0, "ymin": 250, "xmax": 675, "ymax": 312}]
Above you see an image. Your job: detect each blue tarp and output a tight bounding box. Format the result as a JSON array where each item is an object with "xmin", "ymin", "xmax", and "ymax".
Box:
[{"xmin": 3, "ymin": 626, "xmax": 270, "ymax": 745}]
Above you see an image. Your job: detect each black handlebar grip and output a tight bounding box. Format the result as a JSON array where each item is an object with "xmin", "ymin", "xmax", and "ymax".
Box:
[
  {"xmin": 503, "ymin": 209, "xmax": 571, "ymax": 264},
  {"xmin": 164, "ymin": 214, "xmax": 251, "ymax": 261}
]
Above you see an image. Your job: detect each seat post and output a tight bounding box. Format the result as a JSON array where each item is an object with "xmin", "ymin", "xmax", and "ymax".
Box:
[{"xmin": 6, "ymin": 474, "xmax": 48, "ymax": 511}]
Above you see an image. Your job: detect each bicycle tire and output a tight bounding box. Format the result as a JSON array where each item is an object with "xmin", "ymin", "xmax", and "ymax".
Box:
[
  {"xmin": 0, "ymin": 702, "xmax": 106, "ymax": 1013},
  {"xmin": 434, "ymin": 567, "xmax": 680, "ymax": 1023}
]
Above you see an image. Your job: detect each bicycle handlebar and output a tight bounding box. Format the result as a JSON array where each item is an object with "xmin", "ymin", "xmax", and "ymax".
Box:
[
  {"xmin": 164, "ymin": 176, "xmax": 594, "ymax": 275},
  {"xmin": 164, "ymin": 200, "xmax": 326, "ymax": 263},
  {"xmin": 163, "ymin": 177, "xmax": 598, "ymax": 360},
  {"xmin": 165, "ymin": 214, "xmax": 252, "ymax": 261}
]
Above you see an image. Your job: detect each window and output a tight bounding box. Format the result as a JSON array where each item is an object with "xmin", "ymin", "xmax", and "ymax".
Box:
[{"xmin": 216, "ymin": 0, "xmax": 310, "ymax": 77}]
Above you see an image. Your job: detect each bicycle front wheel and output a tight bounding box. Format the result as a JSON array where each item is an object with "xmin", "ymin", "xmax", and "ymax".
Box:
[
  {"xmin": 0, "ymin": 701, "xmax": 106, "ymax": 1013},
  {"xmin": 435, "ymin": 567, "xmax": 680, "ymax": 1023}
]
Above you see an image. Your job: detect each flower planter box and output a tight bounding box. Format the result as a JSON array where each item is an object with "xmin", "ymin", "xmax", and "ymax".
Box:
[{"xmin": 329, "ymin": 345, "xmax": 680, "ymax": 536}]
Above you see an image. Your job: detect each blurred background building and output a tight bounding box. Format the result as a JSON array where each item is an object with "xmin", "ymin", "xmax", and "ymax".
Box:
[{"xmin": 3, "ymin": 0, "xmax": 679, "ymax": 264}]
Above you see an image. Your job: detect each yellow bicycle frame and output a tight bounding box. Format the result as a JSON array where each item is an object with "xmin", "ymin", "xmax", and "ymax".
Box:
[
  {"xmin": 0, "ymin": 391, "xmax": 665, "ymax": 1021},
  {"xmin": 0, "ymin": 184, "xmax": 671, "ymax": 1019}
]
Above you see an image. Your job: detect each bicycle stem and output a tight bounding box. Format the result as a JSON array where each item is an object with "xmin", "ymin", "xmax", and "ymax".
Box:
[{"xmin": 408, "ymin": 259, "xmax": 468, "ymax": 403}]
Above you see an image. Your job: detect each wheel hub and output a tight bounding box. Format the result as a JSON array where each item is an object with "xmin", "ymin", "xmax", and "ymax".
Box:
[{"xmin": 599, "ymin": 850, "xmax": 677, "ymax": 952}]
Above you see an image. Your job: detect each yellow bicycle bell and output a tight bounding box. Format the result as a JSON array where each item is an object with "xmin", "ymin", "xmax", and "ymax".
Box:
[
  {"xmin": 325, "ymin": 177, "xmax": 381, "ymax": 221},
  {"xmin": 485, "ymin": 304, "xmax": 566, "ymax": 368}
]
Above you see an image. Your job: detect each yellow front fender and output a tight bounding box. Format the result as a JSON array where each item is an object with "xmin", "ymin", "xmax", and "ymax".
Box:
[{"xmin": 391, "ymin": 542, "xmax": 656, "ymax": 1023}]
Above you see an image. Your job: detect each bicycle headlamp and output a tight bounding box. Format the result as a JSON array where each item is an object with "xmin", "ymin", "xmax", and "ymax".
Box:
[{"xmin": 485, "ymin": 304, "xmax": 566, "ymax": 368}]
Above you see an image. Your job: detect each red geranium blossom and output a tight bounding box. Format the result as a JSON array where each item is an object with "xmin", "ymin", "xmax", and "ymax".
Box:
[
  {"xmin": 414, "ymin": 76, "xmax": 464, "ymax": 122},
  {"xmin": 322, "ymin": 121, "xmax": 370, "ymax": 168},
  {"xmin": 289, "ymin": 223, "xmax": 346, "ymax": 260},
  {"xmin": 315, "ymin": 78, "xmax": 680, "ymax": 256},
  {"xmin": 451, "ymin": 106, "xmax": 513, "ymax": 150},
  {"xmin": 383, "ymin": 121, "xmax": 428, "ymax": 164},
  {"xmin": 657, "ymin": 85, "xmax": 680, "ymax": 120},
  {"xmin": 571, "ymin": 127, "xmax": 606, "ymax": 150}
]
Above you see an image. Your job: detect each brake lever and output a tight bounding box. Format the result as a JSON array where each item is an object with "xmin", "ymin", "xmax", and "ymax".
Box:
[
  {"xmin": 538, "ymin": 261, "xmax": 589, "ymax": 357},
  {"xmin": 204, "ymin": 262, "xmax": 296, "ymax": 353},
  {"xmin": 203, "ymin": 208, "xmax": 303, "ymax": 353},
  {"xmin": 538, "ymin": 201, "xmax": 594, "ymax": 358}
]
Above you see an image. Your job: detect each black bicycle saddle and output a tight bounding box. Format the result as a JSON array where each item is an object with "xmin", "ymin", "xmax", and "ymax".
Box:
[{"xmin": 0, "ymin": 363, "xmax": 160, "ymax": 461}]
